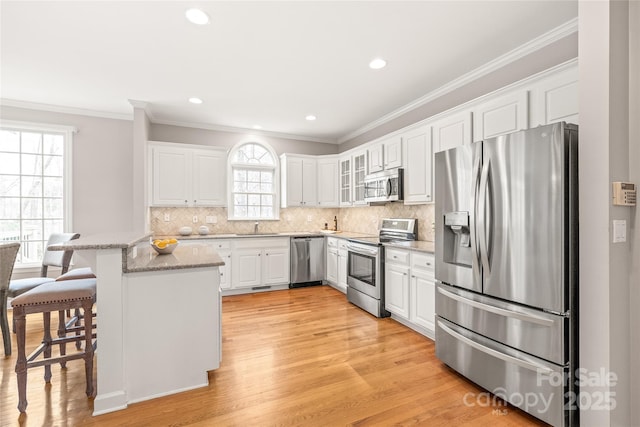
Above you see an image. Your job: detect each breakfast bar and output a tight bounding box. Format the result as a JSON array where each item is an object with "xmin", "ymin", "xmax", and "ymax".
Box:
[{"xmin": 49, "ymin": 233, "xmax": 224, "ymax": 415}]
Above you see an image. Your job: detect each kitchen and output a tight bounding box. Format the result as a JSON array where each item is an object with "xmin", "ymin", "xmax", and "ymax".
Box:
[{"xmin": 1, "ymin": 1, "xmax": 638, "ymax": 426}]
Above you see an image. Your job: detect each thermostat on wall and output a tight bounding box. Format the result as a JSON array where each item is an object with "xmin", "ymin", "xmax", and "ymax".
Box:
[{"xmin": 612, "ymin": 182, "xmax": 636, "ymax": 206}]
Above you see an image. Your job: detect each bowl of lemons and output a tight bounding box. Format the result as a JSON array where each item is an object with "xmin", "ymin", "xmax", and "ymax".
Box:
[{"xmin": 151, "ymin": 238, "xmax": 179, "ymax": 255}]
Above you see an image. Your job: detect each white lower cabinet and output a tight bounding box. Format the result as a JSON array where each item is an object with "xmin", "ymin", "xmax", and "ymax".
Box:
[
  {"xmin": 218, "ymin": 251, "xmax": 232, "ymax": 290},
  {"xmin": 230, "ymin": 238, "xmax": 290, "ymax": 291},
  {"xmin": 384, "ymin": 247, "xmax": 435, "ymax": 337},
  {"xmin": 262, "ymin": 248, "xmax": 289, "ymax": 285},
  {"xmin": 410, "ymin": 267, "xmax": 435, "ymax": 332},
  {"xmin": 337, "ymin": 245, "xmax": 348, "ymax": 292},
  {"xmin": 385, "ymin": 262, "xmax": 410, "ymax": 318},
  {"xmin": 326, "ymin": 248, "xmax": 338, "ymax": 284},
  {"xmin": 326, "ymin": 237, "xmax": 348, "ymax": 293}
]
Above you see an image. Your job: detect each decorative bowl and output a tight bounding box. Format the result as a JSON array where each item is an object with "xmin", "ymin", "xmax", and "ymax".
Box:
[
  {"xmin": 151, "ymin": 239, "xmax": 179, "ymax": 255},
  {"xmin": 178, "ymin": 226, "xmax": 192, "ymax": 236},
  {"xmin": 198, "ymin": 225, "xmax": 210, "ymax": 235}
]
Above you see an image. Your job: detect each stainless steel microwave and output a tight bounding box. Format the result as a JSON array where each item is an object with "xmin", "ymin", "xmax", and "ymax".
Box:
[{"xmin": 364, "ymin": 168, "xmax": 404, "ymax": 203}]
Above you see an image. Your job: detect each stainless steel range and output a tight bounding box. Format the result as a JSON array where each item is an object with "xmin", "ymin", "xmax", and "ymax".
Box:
[{"xmin": 346, "ymin": 218, "xmax": 417, "ymax": 317}]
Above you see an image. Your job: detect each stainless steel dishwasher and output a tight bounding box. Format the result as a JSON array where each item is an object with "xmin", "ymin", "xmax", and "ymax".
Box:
[{"xmin": 290, "ymin": 236, "xmax": 325, "ymax": 288}]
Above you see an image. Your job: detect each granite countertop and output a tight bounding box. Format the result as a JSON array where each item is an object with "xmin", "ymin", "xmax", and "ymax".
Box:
[
  {"xmin": 383, "ymin": 240, "xmax": 435, "ymax": 254},
  {"xmin": 48, "ymin": 232, "xmax": 151, "ymax": 251},
  {"xmin": 125, "ymin": 242, "xmax": 225, "ymax": 273},
  {"xmin": 154, "ymin": 231, "xmax": 376, "ymax": 240}
]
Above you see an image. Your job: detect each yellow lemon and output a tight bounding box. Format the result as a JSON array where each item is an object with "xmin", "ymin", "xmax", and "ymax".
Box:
[
  {"xmin": 156, "ymin": 241, "xmax": 168, "ymax": 249},
  {"xmin": 168, "ymin": 238, "xmax": 178, "ymax": 244}
]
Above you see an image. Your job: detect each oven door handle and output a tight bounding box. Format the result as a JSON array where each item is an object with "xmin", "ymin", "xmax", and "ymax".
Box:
[{"xmin": 346, "ymin": 243, "xmax": 378, "ymax": 256}]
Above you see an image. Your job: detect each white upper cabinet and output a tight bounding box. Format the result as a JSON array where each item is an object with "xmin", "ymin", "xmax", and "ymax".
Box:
[
  {"xmin": 150, "ymin": 142, "xmax": 226, "ymax": 207},
  {"xmin": 432, "ymin": 111, "xmax": 472, "ymax": 153},
  {"xmin": 281, "ymin": 154, "xmax": 317, "ymax": 207},
  {"xmin": 472, "ymin": 91, "xmax": 529, "ymax": 142},
  {"xmin": 529, "ymin": 65, "xmax": 579, "ymax": 127},
  {"xmin": 192, "ymin": 148, "xmax": 226, "ymax": 206},
  {"xmin": 338, "ymin": 155, "xmax": 352, "ymax": 206},
  {"xmin": 368, "ymin": 135, "xmax": 402, "ymax": 173},
  {"xmin": 383, "ymin": 135, "xmax": 403, "ymax": 169},
  {"xmin": 352, "ymin": 150, "xmax": 368, "ymax": 205},
  {"xmin": 316, "ymin": 156, "xmax": 339, "ymax": 207},
  {"xmin": 367, "ymin": 142, "xmax": 384, "ymax": 173},
  {"xmin": 402, "ymin": 124, "xmax": 432, "ymax": 204}
]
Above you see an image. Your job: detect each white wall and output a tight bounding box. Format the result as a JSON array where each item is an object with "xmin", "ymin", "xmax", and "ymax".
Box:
[
  {"xmin": 339, "ymin": 32, "xmax": 578, "ymax": 151},
  {"xmin": 578, "ymin": 1, "xmax": 633, "ymax": 425},
  {"xmin": 628, "ymin": 1, "xmax": 640, "ymax": 424},
  {"xmin": 149, "ymin": 123, "xmax": 338, "ymax": 156},
  {"xmin": 0, "ymin": 106, "xmax": 135, "ymax": 236}
]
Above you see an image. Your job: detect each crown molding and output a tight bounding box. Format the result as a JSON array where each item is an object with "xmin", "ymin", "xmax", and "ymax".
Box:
[
  {"xmin": 0, "ymin": 98, "xmax": 132, "ymax": 121},
  {"xmin": 338, "ymin": 17, "xmax": 579, "ymax": 144},
  {"xmin": 151, "ymin": 117, "xmax": 339, "ymax": 145}
]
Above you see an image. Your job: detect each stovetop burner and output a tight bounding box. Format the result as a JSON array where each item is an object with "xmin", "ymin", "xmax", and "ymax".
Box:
[{"xmin": 347, "ymin": 218, "xmax": 418, "ymax": 246}]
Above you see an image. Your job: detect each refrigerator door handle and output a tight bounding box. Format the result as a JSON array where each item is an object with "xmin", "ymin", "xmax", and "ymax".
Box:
[
  {"xmin": 478, "ymin": 158, "xmax": 492, "ymax": 275},
  {"xmin": 471, "ymin": 146, "xmax": 483, "ymax": 283},
  {"xmin": 437, "ymin": 319, "xmax": 555, "ymax": 375},
  {"xmin": 437, "ymin": 286, "xmax": 555, "ymax": 327}
]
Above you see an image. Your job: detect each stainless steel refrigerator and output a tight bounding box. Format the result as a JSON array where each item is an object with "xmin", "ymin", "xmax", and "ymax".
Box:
[{"xmin": 434, "ymin": 122, "xmax": 578, "ymax": 427}]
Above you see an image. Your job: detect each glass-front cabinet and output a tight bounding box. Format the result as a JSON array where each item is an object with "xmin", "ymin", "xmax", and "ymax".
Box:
[
  {"xmin": 352, "ymin": 150, "xmax": 367, "ymax": 205},
  {"xmin": 339, "ymin": 156, "xmax": 352, "ymax": 206}
]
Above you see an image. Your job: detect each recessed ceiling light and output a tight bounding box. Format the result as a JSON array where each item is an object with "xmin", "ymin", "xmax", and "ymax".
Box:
[
  {"xmin": 185, "ymin": 8, "xmax": 210, "ymax": 25},
  {"xmin": 253, "ymin": 125, "xmax": 262, "ymax": 130},
  {"xmin": 189, "ymin": 97, "xmax": 203, "ymax": 104},
  {"xmin": 369, "ymin": 58, "xmax": 387, "ymax": 70},
  {"xmin": 305, "ymin": 115, "xmax": 317, "ymax": 121}
]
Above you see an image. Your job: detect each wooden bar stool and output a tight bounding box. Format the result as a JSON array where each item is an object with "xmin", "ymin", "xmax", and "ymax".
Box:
[{"xmin": 11, "ymin": 278, "xmax": 97, "ymax": 413}]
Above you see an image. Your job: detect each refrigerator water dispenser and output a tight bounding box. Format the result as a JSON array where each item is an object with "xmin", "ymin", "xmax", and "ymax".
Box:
[{"xmin": 443, "ymin": 211, "xmax": 472, "ymax": 267}]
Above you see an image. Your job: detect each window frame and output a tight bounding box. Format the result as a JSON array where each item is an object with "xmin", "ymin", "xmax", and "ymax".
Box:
[
  {"xmin": 227, "ymin": 140, "xmax": 280, "ymax": 221},
  {"xmin": 0, "ymin": 120, "xmax": 75, "ymax": 269}
]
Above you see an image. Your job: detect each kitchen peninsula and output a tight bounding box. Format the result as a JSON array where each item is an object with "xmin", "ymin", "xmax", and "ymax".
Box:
[{"xmin": 49, "ymin": 233, "xmax": 224, "ymax": 415}]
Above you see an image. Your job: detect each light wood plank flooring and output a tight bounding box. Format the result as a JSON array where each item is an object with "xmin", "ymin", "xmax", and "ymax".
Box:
[{"xmin": 1, "ymin": 285, "xmax": 547, "ymax": 426}]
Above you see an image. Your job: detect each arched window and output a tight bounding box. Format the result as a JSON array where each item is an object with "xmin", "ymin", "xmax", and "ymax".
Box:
[{"xmin": 227, "ymin": 141, "xmax": 279, "ymax": 220}]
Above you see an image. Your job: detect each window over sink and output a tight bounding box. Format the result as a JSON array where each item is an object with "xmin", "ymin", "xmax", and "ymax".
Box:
[{"xmin": 227, "ymin": 141, "xmax": 280, "ymax": 220}]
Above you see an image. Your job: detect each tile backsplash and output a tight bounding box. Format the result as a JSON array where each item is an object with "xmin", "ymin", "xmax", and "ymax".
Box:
[{"xmin": 150, "ymin": 203, "xmax": 435, "ymax": 241}]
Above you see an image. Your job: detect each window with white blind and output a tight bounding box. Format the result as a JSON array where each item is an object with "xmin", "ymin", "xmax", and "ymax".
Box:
[
  {"xmin": 0, "ymin": 121, "xmax": 74, "ymax": 268},
  {"xmin": 227, "ymin": 142, "xmax": 279, "ymax": 220}
]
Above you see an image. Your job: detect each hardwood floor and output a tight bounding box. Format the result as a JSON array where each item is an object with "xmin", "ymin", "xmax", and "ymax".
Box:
[{"xmin": 1, "ymin": 286, "xmax": 547, "ymax": 426}]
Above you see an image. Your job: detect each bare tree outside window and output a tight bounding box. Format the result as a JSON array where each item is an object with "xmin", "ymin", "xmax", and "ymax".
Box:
[{"xmin": 0, "ymin": 126, "xmax": 68, "ymax": 267}]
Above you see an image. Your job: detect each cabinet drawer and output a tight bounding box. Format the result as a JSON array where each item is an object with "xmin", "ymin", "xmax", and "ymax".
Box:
[
  {"xmin": 385, "ymin": 248, "xmax": 409, "ymax": 265},
  {"xmin": 411, "ymin": 252, "xmax": 434, "ymax": 272},
  {"xmin": 211, "ymin": 240, "xmax": 231, "ymax": 250},
  {"xmin": 327, "ymin": 237, "xmax": 338, "ymax": 248}
]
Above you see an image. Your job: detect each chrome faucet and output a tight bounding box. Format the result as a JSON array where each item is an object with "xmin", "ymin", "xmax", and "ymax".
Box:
[{"xmin": 254, "ymin": 222, "xmax": 259, "ymax": 234}]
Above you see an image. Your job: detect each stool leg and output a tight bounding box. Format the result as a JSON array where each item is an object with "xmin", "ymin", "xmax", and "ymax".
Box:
[
  {"xmin": 1, "ymin": 290, "xmax": 11, "ymax": 356},
  {"xmin": 82, "ymin": 302, "xmax": 95, "ymax": 397},
  {"xmin": 43, "ymin": 312, "xmax": 52, "ymax": 382},
  {"xmin": 14, "ymin": 307, "xmax": 28, "ymax": 413},
  {"xmin": 57, "ymin": 310, "xmax": 67, "ymax": 368},
  {"xmin": 75, "ymin": 308, "xmax": 82, "ymax": 350}
]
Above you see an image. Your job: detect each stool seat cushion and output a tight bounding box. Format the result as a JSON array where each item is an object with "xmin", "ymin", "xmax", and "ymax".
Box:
[
  {"xmin": 8, "ymin": 277, "xmax": 55, "ymax": 298},
  {"xmin": 56, "ymin": 267, "xmax": 96, "ymax": 282},
  {"xmin": 11, "ymin": 279, "xmax": 96, "ymax": 308}
]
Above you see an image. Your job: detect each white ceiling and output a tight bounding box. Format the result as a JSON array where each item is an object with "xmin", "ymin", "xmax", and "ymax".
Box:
[{"xmin": 0, "ymin": 1, "xmax": 578, "ymax": 143}]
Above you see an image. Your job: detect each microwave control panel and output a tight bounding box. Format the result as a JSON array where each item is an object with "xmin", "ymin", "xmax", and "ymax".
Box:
[{"xmin": 612, "ymin": 182, "xmax": 636, "ymax": 206}]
